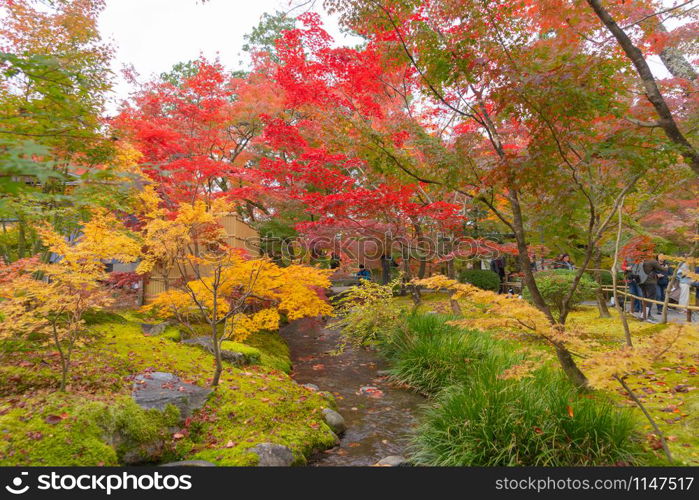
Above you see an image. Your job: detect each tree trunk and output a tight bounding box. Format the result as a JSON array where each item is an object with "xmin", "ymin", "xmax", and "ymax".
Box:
[
  {"xmin": 654, "ymin": 20, "xmax": 697, "ymax": 81},
  {"xmin": 586, "ymin": 0, "xmax": 699, "ymax": 176},
  {"xmin": 211, "ymin": 323, "xmax": 223, "ymax": 387},
  {"xmin": 380, "ymin": 255, "xmax": 391, "ymax": 285},
  {"xmin": 446, "ymin": 257, "xmax": 455, "ymax": 279},
  {"xmin": 554, "ymin": 343, "xmax": 588, "ymax": 389},
  {"xmin": 449, "ymin": 290, "xmax": 462, "ymax": 316},
  {"xmin": 507, "ymin": 190, "xmax": 554, "ymax": 322},
  {"xmin": 661, "ymin": 268, "xmax": 679, "ymax": 324},
  {"xmin": 418, "ymin": 258, "xmax": 426, "ymax": 279},
  {"xmin": 506, "ymin": 189, "xmax": 588, "ymax": 387},
  {"xmin": 59, "ymin": 356, "xmax": 69, "ymax": 392},
  {"xmin": 594, "ymin": 248, "xmax": 611, "ymax": 318},
  {"xmin": 612, "ymin": 197, "xmax": 633, "ymax": 346},
  {"xmin": 17, "ymin": 218, "xmax": 26, "ymax": 259},
  {"xmin": 410, "ymin": 284, "xmax": 422, "ymax": 310},
  {"xmin": 51, "ymin": 322, "xmax": 70, "ymax": 392}
]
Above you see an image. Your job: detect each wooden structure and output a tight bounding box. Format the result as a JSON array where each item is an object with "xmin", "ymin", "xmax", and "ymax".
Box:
[{"xmin": 143, "ymin": 214, "xmax": 258, "ymax": 303}]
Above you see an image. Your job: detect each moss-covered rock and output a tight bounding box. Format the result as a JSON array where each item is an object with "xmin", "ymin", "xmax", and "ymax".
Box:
[
  {"xmin": 240, "ymin": 331, "xmax": 293, "ymax": 373},
  {"xmin": 0, "ymin": 395, "xmax": 181, "ymax": 466}
]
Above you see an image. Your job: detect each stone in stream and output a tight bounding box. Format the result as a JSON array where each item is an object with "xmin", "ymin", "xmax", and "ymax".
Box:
[
  {"xmin": 181, "ymin": 336, "xmax": 246, "ymax": 365},
  {"xmin": 359, "ymin": 385, "xmax": 384, "ymax": 398},
  {"xmin": 322, "ymin": 408, "xmax": 346, "ymax": 435},
  {"xmin": 160, "ymin": 460, "xmax": 216, "ymax": 467},
  {"xmin": 375, "ymin": 455, "xmax": 409, "ymax": 467},
  {"xmin": 249, "ymin": 443, "xmax": 294, "ymax": 466},
  {"xmin": 131, "ymin": 371, "xmax": 211, "ymax": 420},
  {"xmin": 301, "ymin": 383, "xmax": 320, "ymax": 392}
]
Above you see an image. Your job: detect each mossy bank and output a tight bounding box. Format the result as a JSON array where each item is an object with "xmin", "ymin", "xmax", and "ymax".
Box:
[{"xmin": 0, "ymin": 315, "xmax": 337, "ymax": 466}]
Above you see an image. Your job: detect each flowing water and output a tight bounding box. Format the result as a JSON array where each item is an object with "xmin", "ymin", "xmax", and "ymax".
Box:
[{"xmin": 281, "ymin": 317, "xmax": 424, "ymax": 466}]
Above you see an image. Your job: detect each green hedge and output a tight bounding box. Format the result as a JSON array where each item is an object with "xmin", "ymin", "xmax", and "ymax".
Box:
[
  {"xmin": 457, "ymin": 269, "xmax": 501, "ymax": 291},
  {"xmin": 524, "ymin": 269, "xmax": 597, "ymax": 314}
]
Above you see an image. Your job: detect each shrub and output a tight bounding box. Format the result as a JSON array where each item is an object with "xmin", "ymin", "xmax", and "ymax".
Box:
[
  {"xmin": 457, "ymin": 268, "xmax": 501, "ymax": 292},
  {"xmin": 585, "ymin": 270, "xmax": 623, "ymax": 287},
  {"xmin": 524, "ymin": 269, "xmax": 597, "ymax": 314},
  {"xmin": 409, "ymin": 369, "xmax": 647, "ymax": 466},
  {"xmin": 332, "ymin": 279, "xmax": 405, "ymax": 348}
]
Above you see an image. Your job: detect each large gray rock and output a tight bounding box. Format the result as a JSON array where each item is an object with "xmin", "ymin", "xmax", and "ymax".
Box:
[
  {"xmin": 322, "ymin": 408, "xmax": 346, "ymax": 435},
  {"xmin": 141, "ymin": 322, "xmax": 169, "ymax": 336},
  {"xmin": 132, "ymin": 372, "xmax": 211, "ymax": 420},
  {"xmin": 375, "ymin": 455, "xmax": 409, "ymax": 467},
  {"xmin": 249, "ymin": 443, "xmax": 294, "ymax": 466},
  {"xmin": 182, "ymin": 336, "xmax": 246, "ymax": 365},
  {"xmin": 160, "ymin": 460, "xmax": 216, "ymax": 467}
]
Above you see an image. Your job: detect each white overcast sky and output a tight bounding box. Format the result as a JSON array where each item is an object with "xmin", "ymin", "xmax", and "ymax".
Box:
[
  {"xmin": 98, "ymin": 0, "xmax": 354, "ymax": 113},
  {"xmin": 97, "ymin": 0, "xmax": 676, "ymax": 115}
]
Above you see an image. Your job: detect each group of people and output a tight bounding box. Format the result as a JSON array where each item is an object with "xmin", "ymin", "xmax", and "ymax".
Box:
[
  {"xmin": 622, "ymin": 256, "xmax": 697, "ymax": 321},
  {"xmin": 551, "ymin": 254, "xmax": 574, "ymax": 270}
]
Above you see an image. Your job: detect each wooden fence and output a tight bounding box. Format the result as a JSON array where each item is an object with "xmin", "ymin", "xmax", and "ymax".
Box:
[{"xmin": 142, "ymin": 214, "xmax": 259, "ymax": 303}]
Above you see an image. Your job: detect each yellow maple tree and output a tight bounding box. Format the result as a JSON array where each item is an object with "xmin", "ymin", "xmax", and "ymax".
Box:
[
  {"xmin": 139, "ymin": 195, "xmax": 333, "ymax": 386},
  {"xmin": 0, "ymin": 211, "xmax": 140, "ymax": 391}
]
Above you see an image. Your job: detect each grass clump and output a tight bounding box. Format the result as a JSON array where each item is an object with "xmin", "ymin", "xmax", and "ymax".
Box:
[
  {"xmin": 383, "ymin": 314, "xmax": 520, "ymax": 394},
  {"xmin": 410, "ymin": 369, "xmax": 646, "ymax": 466},
  {"xmin": 382, "ymin": 312, "xmax": 650, "ymax": 466}
]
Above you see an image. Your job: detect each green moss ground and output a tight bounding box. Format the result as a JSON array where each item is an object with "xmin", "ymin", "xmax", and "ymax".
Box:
[{"xmin": 0, "ymin": 315, "xmax": 336, "ymax": 466}]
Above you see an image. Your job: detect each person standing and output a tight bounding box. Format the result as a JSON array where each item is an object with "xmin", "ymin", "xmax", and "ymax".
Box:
[
  {"xmin": 623, "ymin": 259, "xmax": 642, "ymax": 313},
  {"xmin": 656, "ymin": 256, "xmax": 671, "ymax": 314},
  {"xmin": 490, "ymin": 257, "xmax": 506, "ymax": 291},
  {"xmin": 639, "ymin": 257, "xmax": 666, "ymax": 320},
  {"xmin": 677, "ymin": 260, "xmax": 692, "ymax": 310},
  {"xmin": 554, "ymin": 253, "xmax": 574, "ymax": 270}
]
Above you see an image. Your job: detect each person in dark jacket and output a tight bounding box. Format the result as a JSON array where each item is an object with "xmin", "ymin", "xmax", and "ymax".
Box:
[
  {"xmin": 640, "ymin": 258, "xmax": 666, "ymax": 320},
  {"xmin": 356, "ymin": 264, "xmax": 371, "ymax": 281},
  {"xmin": 622, "ymin": 259, "xmax": 642, "ymax": 313},
  {"xmin": 490, "ymin": 258, "xmax": 506, "ymax": 289},
  {"xmin": 655, "ymin": 256, "xmax": 671, "ymax": 314}
]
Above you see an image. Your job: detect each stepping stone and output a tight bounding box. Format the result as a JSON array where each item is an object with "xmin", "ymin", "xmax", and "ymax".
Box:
[
  {"xmin": 141, "ymin": 322, "xmax": 169, "ymax": 336},
  {"xmin": 322, "ymin": 408, "xmax": 346, "ymax": 435},
  {"xmin": 375, "ymin": 455, "xmax": 409, "ymax": 467}
]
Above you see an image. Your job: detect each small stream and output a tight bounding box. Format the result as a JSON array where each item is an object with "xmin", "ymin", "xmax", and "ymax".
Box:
[{"xmin": 281, "ymin": 317, "xmax": 424, "ymax": 466}]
